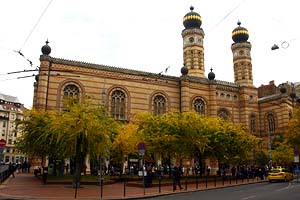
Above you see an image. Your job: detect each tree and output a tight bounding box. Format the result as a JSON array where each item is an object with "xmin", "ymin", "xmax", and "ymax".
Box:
[
  {"xmin": 271, "ymin": 141, "xmax": 294, "ymax": 167},
  {"xmin": 134, "ymin": 112, "xmax": 180, "ymax": 175},
  {"xmin": 16, "ymin": 109, "xmax": 58, "ymax": 166},
  {"xmin": 111, "ymin": 122, "xmax": 141, "ymax": 173},
  {"xmin": 51, "ymin": 100, "xmax": 119, "ymax": 186},
  {"xmin": 287, "ymin": 108, "xmax": 300, "ymax": 149},
  {"xmin": 17, "ymin": 100, "xmax": 119, "ymax": 187},
  {"xmin": 207, "ymin": 118, "xmax": 259, "ymax": 166}
]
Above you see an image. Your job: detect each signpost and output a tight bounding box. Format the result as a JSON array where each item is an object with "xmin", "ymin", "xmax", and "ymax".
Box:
[
  {"xmin": 138, "ymin": 142, "xmax": 146, "ymax": 195},
  {"xmin": 0, "ymin": 139, "xmax": 6, "ymax": 162}
]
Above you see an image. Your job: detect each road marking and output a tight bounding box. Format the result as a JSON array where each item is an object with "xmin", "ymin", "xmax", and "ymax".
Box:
[
  {"xmin": 241, "ymin": 195, "xmax": 256, "ymax": 200},
  {"xmin": 276, "ymin": 183, "xmax": 292, "ymax": 192}
]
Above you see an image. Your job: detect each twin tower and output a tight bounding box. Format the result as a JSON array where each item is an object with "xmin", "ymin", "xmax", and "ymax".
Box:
[{"xmin": 182, "ymin": 6, "xmax": 253, "ymax": 87}]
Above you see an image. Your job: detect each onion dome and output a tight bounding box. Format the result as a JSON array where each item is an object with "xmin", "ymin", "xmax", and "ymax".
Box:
[
  {"xmin": 41, "ymin": 40, "xmax": 51, "ymax": 55},
  {"xmin": 183, "ymin": 6, "xmax": 202, "ymax": 29},
  {"xmin": 181, "ymin": 66, "xmax": 188, "ymax": 76},
  {"xmin": 280, "ymin": 84, "xmax": 287, "ymax": 94},
  {"xmin": 208, "ymin": 68, "xmax": 215, "ymax": 80},
  {"xmin": 232, "ymin": 21, "xmax": 249, "ymax": 43}
]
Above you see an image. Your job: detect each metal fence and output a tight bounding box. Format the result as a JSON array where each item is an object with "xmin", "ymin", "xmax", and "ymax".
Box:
[{"xmin": 0, "ymin": 165, "xmax": 11, "ymax": 183}]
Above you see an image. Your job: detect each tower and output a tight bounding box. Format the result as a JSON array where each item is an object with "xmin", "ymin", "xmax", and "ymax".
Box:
[
  {"xmin": 182, "ymin": 6, "xmax": 205, "ymax": 78},
  {"xmin": 231, "ymin": 22, "xmax": 253, "ymax": 86}
]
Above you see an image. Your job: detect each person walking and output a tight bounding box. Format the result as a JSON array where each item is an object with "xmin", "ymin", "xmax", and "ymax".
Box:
[
  {"xmin": 9, "ymin": 162, "xmax": 15, "ymax": 178},
  {"xmin": 173, "ymin": 166, "xmax": 183, "ymax": 191}
]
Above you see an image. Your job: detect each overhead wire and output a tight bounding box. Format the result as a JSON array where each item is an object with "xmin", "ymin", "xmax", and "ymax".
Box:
[
  {"xmin": 1, "ymin": 0, "xmax": 54, "ymax": 72},
  {"xmin": 208, "ymin": 0, "xmax": 246, "ymax": 33},
  {"xmin": 19, "ymin": 0, "xmax": 54, "ymax": 51}
]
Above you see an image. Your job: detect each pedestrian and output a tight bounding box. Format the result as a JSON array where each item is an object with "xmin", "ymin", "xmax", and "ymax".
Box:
[
  {"xmin": 172, "ymin": 166, "xmax": 183, "ymax": 191},
  {"xmin": 65, "ymin": 163, "xmax": 69, "ymax": 174},
  {"xmin": 206, "ymin": 165, "xmax": 211, "ymax": 176},
  {"xmin": 9, "ymin": 162, "xmax": 15, "ymax": 178},
  {"xmin": 83, "ymin": 164, "xmax": 87, "ymax": 175}
]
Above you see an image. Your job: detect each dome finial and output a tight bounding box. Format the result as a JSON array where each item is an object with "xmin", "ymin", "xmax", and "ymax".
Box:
[
  {"xmin": 208, "ymin": 68, "xmax": 215, "ymax": 80},
  {"xmin": 41, "ymin": 39, "xmax": 51, "ymax": 55},
  {"xmin": 190, "ymin": 5, "xmax": 194, "ymax": 11},
  {"xmin": 237, "ymin": 20, "xmax": 241, "ymax": 26}
]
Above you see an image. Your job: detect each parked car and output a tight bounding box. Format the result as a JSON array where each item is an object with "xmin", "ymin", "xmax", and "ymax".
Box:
[{"xmin": 268, "ymin": 167, "xmax": 293, "ymax": 182}]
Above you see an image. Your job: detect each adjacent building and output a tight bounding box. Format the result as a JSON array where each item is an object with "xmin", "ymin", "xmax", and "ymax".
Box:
[{"xmin": 0, "ymin": 93, "xmax": 26, "ymax": 163}]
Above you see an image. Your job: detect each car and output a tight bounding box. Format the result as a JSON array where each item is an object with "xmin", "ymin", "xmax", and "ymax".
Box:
[{"xmin": 268, "ymin": 167, "xmax": 293, "ymax": 182}]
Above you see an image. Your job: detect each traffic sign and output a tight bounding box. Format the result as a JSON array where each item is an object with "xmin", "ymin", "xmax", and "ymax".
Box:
[
  {"xmin": 138, "ymin": 142, "xmax": 146, "ymax": 156},
  {"xmin": 0, "ymin": 139, "xmax": 6, "ymax": 147},
  {"xmin": 138, "ymin": 142, "xmax": 146, "ymax": 150}
]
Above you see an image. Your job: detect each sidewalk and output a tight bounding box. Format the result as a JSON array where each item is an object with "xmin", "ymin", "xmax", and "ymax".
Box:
[{"xmin": 0, "ymin": 173, "xmax": 265, "ymax": 200}]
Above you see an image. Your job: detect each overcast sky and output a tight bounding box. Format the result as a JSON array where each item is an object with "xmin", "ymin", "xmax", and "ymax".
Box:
[{"xmin": 1, "ymin": 0, "xmax": 299, "ymax": 108}]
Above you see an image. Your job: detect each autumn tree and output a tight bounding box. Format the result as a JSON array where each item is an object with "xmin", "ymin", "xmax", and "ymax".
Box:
[
  {"xmin": 51, "ymin": 100, "xmax": 119, "ymax": 186},
  {"xmin": 17, "ymin": 100, "xmax": 119, "ymax": 187},
  {"xmin": 111, "ymin": 122, "xmax": 142, "ymax": 172},
  {"xmin": 16, "ymin": 109, "xmax": 58, "ymax": 166},
  {"xmin": 207, "ymin": 118, "xmax": 259, "ymax": 166},
  {"xmin": 271, "ymin": 141, "xmax": 294, "ymax": 166},
  {"xmin": 287, "ymin": 108, "xmax": 300, "ymax": 149}
]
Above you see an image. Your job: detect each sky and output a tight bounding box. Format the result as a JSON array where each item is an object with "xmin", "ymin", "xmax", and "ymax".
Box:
[{"xmin": 1, "ymin": 0, "xmax": 300, "ymax": 108}]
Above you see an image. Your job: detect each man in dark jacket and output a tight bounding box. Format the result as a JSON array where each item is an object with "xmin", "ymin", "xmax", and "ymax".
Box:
[{"xmin": 173, "ymin": 166, "xmax": 183, "ymax": 191}]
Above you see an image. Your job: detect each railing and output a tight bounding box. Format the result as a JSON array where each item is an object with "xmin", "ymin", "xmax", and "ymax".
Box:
[{"xmin": 0, "ymin": 165, "xmax": 10, "ymax": 183}]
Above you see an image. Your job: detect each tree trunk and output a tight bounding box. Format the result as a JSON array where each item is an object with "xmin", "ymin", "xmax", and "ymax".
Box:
[{"xmin": 73, "ymin": 135, "xmax": 82, "ymax": 187}]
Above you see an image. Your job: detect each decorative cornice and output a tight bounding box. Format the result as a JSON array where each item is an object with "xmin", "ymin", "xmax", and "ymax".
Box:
[
  {"xmin": 258, "ymin": 93, "xmax": 282, "ymax": 103},
  {"xmin": 40, "ymin": 55, "xmax": 179, "ymax": 82},
  {"xmin": 216, "ymin": 80, "xmax": 239, "ymax": 92}
]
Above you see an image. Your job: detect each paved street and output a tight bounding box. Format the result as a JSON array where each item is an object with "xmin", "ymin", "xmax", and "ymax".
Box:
[
  {"xmin": 150, "ymin": 181, "xmax": 300, "ymax": 200},
  {"xmin": 0, "ymin": 172, "xmax": 266, "ymax": 200}
]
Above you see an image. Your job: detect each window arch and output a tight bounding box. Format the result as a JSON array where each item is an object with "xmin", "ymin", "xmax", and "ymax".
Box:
[
  {"xmin": 250, "ymin": 114, "xmax": 256, "ymax": 133},
  {"xmin": 153, "ymin": 95, "xmax": 166, "ymax": 115},
  {"xmin": 267, "ymin": 113, "xmax": 276, "ymax": 133},
  {"xmin": 63, "ymin": 84, "xmax": 80, "ymax": 99},
  {"xmin": 218, "ymin": 108, "xmax": 229, "ymax": 120},
  {"xmin": 193, "ymin": 98, "xmax": 205, "ymax": 114},
  {"xmin": 111, "ymin": 89, "xmax": 126, "ymax": 120}
]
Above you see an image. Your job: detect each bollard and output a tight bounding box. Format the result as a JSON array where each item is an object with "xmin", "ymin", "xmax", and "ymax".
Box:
[
  {"xmin": 214, "ymin": 175, "xmax": 217, "ymax": 187},
  {"xmin": 100, "ymin": 179, "xmax": 103, "ymax": 199},
  {"xmin": 196, "ymin": 174, "xmax": 198, "ymax": 189},
  {"xmin": 185, "ymin": 175, "xmax": 188, "ymax": 190},
  {"xmin": 123, "ymin": 178, "xmax": 126, "ymax": 197},
  {"xmin": 159, "ymin": 176, "xmax": 161, "ymax": 193}
]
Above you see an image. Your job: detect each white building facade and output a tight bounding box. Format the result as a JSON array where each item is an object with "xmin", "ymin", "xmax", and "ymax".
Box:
[{"xmin": 0, "ymin": 93, "xmax": 27, "ymax": 164}]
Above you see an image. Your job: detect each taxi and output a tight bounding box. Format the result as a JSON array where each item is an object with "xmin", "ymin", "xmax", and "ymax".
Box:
[{"xmin": 267, "ymin": 167, "xmax": 293, "ymax": 182}]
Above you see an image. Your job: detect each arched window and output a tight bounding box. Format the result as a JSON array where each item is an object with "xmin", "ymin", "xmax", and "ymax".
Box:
[
  {"xmin": 193, "ymin": 98, "xmax": 205, "ymax": 114},
  {"xmin": 111, "ymin": 90, "xmax": 126, "ymax": 120},
  {"xmin": 153, "ymin": 95, "xmax": 166, "ymax": 115},
  {"xmin": 63, "ymin": 84, "xmax": 80, "ymax": 99},
  {"xmin": 267, "ymin": 113, "xmax": 276, "ymax": 133},
  {"xmin": 62, "ymin": 84, "xmax": 80, "ymax": 106},
  {"xmin": 218, "ymin": 108, "xmax": 229, "ymax": 120},
  {"xmin": 250, "ymin": 114, "xmax": 256, "ymax": 133}
]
